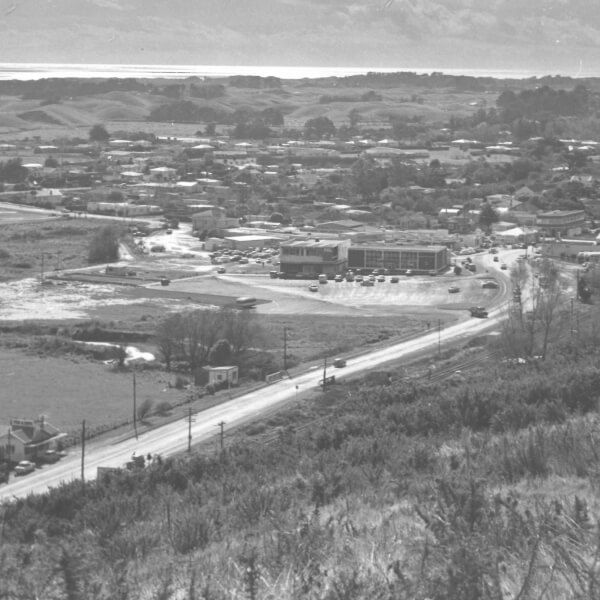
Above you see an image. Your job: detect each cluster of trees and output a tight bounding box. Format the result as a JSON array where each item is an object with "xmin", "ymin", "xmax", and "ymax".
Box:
[
  {"xmin": 227, "ymin": 75, "xmax": 282, "ymax": 89},
  {"xmin": 87, "ymin": 225, "xmax": 120, "ymax": 264},
  {"xmin": 155, "ymin": 307, "xmax": 267, "ymax": 373},
  {"xmin": 497, "ymin": 85, "xmax": 591, "ymax": 121}
]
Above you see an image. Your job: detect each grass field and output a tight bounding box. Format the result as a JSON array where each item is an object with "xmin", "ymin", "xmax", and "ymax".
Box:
[{"xmin": 0, "ymin": 348, "xmax": 187, "ymax": 433}]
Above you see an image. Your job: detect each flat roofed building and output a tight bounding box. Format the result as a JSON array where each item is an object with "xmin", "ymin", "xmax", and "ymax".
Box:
[
  {"xmin": 280, "ymin": 238, "xmax": 350, "ymax": 276},
  {"xmin": 536, "ymin": 210, "xmax": 586, "ymax": 236},
  {"xmin": 348, "ymin": 244, "xmax": 449, "ymax": 273}
]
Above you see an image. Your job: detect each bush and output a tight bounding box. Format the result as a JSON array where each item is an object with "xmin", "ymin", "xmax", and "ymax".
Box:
[{"xmin": 154, "ymin": 401, "xmax": 173, "ymax": 416}]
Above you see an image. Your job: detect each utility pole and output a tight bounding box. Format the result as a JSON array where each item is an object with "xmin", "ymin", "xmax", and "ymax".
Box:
[
  {"xmin": 81, "ymin": 420, "xmax": 85, "ymax": 483},
  {"xmin": 322, "ymin": 356, "xmax": 328, "ymax": 392},
  {"xmin": 283, "ymin": 327, "xmax": 288, "ymax": 371},
  {"xmin": 218, "ymin": 421, "xmax": 225, "ymax": 451},
  {"xmin": 40, "ymin": 252, "xmax": 45, "ymax": 283},
  {"xmin": 438, "ymin": 319, "xmax": 441, "ymax": 355},
  {"xmin": 5, "ymin": 427, "xmax": 11, "ymax": 483},
  {"xmin": 133, "ymin": 371, "xmax": 138, "ymax": 440},
  {"xmin": 187, "ymin": 407, "xmax": 194, "ymax": 452}
]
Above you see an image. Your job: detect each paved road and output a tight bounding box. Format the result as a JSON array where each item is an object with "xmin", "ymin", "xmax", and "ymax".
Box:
[{"xmin": 0, "ymin": 289, "xmax": 510, "ymax": 501}]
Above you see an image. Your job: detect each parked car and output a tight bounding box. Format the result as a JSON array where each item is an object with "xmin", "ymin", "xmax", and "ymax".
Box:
[
  {"xmin": 308, "ymin": 283, "xmax": 319, "ymax": 292},
  {"xmin": 390, "ymin": 276, "xmax": 400, "ymax": 283},
  {"xmin": 500, "ymin": 263, "xmax": 508, "ymax": 270},
  {"xmin": 448, "ymin": 285, "xmax": 460, "ymax": 293},
  {"xmin": 361, "ymin": 279, "xmax": 374, "ymax": 286},
  {"xmin": 333, "ymin": 358, "xmax": 347, "ymax": 368},
  {"xmin": 15, "ymin": 460, "xmax": 35, "ymax": 476},
  {"xmin": 377, "ymin": 275, "xmax": 386, "ymax": 282},
  {"xmin": 405, "ymin": 269, "xmax": 413, "ymax": 276},
  {"xmin": 481, "ymin": 280, "xmax": 499, "ymax": 289},
  {"xmin": 216, "ymin": 267, "xmax": 226, "ymax": 274},
  {"xmin": 40, "ymin": 450, "xmax": 60, "ymax": 464},
  {"xmin": 334, "ymin": 274, "xmax": 343, "ymax": 282},
  {"xmin": 355, "ymin": 275, "xmax": 364, "ymax": 282},
  {"xmin": 493, "ymin": 256, "xmax": 499, "ymax": 262}
]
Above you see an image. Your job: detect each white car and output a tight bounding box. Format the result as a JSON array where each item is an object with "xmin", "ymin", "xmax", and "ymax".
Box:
[{"xmin": 15, "ymin": 460, "xmax": 35, "ymax": 476}]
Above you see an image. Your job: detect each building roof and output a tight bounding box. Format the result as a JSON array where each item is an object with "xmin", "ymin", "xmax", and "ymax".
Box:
[{"xmin": 284, "ymin": 238, "xmax": 345, "ymax": 249}]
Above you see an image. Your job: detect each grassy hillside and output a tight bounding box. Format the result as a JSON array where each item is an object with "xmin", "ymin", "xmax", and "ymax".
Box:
[{"xmin": 3, "ymin": 306, "xmax": 600, "ymax": 598}]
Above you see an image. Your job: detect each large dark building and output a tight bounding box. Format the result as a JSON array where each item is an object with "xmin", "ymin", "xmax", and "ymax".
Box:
[{"xmin": 347, "ymin": 244, "xmax": 449, "ymax": 273}]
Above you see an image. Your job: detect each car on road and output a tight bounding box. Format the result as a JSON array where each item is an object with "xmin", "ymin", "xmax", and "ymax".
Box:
[
  {"xmin": 216, "ymin": 267, "xmax": 226, "ymax": 274},
  {"xmin": 333, "ymin": 358, "xmax": 347, "ymax": 368},
  {"xmin": 500, "ymin": 263, "xmax": 508, "ymax": 270},
  {"xmin": 469, "ymin": 306, "xmax": 489, "ymax": 318},
  {"xmin": 308, "ymin": 283, "xmax": 319, "ymax": 292},
  {"xmin": 14, "ymin": 460, "xmax": 35, "ymax": 476},
  {"xmin": 390, "ymin": 276, "xmax": 399, "ymax": 283},
  {"xmin": 448, "ymin": 285, "xmax": 460, "ymax": 293},
  {"xmin": 481, "ymin": 280, "xmax": 499, "ymax": 289},
  {"xmin": 493, "ymin": 256, "xmax": 499, "ymax": 262}
]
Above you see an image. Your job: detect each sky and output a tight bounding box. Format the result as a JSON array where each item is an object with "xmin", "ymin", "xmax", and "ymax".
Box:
[{"xmin": 1, "ymin": 0, "xmax": 599, "ymax": 76}]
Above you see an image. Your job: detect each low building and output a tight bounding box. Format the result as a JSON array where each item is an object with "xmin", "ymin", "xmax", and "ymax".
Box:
[
  {"xmin": 494, "ymin": 227, "xmax": 538, "ymax": 245},
  {"xmin": 205, "ymin": 366, "xmax": 238, "ymax": 388},
  {"xmin": 0, "ymin": 417, "xmax": 65, "ymax": 463},
  {"xmin": 280, "ymin": 238, "xmax": 351, "ymax": 276},
  {"xmin": 224, "ymin": 234, "xmax": 282, "ymax": 250},
  {"xmin": 536, "ymin": 210, "xmax": 586, "ymax": 237},
  {"xmin": 347, "ymin": 244, "xmax": 449, "ymax": 273}
]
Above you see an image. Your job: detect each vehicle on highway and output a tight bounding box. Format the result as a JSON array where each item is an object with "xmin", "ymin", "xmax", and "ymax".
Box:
[
  {"xmin": 469, "ymin": 306, "xmax": 489, "ymax": 318},
  {"xmin": 333, "ymin": 358, "xmax": 347, "ymax": 368},
  {"xmin": 481, "ymin": 280, "xmax": 499, "ymax": 289},
  {"xmin": 448, "ymin": 285, "xmax": 460, "ymax": 293},
  {"xmin": 308, "ymin": 283, "xmax": 319, "ymax": 292},
  {"xmin": 14, "ymin": 461, "xmax": 35, "ymax": 476},
  {"xmin": 236, "ymin": 296, "xmax": 257, "ymax": 309},
  {"xmin": 500, "ymin": 263, "xmax": 508, "ymax": 270}
]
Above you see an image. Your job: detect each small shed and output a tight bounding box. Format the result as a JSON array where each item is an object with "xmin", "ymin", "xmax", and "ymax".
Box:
[{"xmin": 202, "ymin": 366, "xmax": 238, "ymax": 388}]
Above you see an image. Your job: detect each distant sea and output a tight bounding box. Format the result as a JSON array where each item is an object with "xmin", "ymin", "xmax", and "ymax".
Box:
[{"xmin": 0, "ymin": 63, "xmax": 588, "ymax": 81}]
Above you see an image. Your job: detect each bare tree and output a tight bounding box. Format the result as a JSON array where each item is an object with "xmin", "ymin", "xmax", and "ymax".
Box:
[{"xmin": 155, "ymin": 313, "xmax": 183, "ymax": 371}]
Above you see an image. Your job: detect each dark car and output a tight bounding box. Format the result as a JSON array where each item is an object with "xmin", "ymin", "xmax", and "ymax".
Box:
[
  {"xmin": 481, "ymin": 280, "xmax": 499, "ymax": 289},
  {"xmin": 469, "ymin": 306, "xmax": 488, "ymax": 318}
]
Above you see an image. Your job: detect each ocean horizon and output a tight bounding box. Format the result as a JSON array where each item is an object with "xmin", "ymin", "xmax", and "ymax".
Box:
[{"xmin": 0, "ymin": 63, "xmax": 593, "ymax": 81}]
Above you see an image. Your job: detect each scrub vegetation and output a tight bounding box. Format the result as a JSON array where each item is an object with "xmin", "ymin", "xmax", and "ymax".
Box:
[{"xmin": 3, "ymin": 304, "xmax": 600, "ymax": 598}]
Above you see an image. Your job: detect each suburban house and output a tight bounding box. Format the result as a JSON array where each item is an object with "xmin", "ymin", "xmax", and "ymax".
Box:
[{"xmin": 0, "ymin": 417, "xmax": 65, "ymax": 463}]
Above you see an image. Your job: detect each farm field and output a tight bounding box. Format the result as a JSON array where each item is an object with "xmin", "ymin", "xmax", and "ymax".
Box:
[{"xmin": 0, "ymin": 348, "xmax": 185, "ymax": 433}]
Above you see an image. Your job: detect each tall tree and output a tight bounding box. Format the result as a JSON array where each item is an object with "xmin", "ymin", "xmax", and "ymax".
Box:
[{"xmin": 89, "ymin": 124, "xmax": 110, "ymax": 143}]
